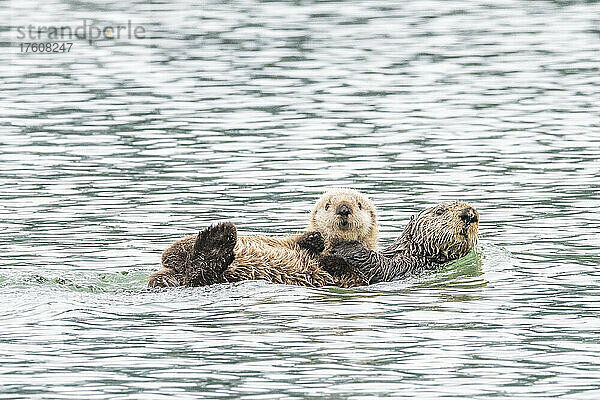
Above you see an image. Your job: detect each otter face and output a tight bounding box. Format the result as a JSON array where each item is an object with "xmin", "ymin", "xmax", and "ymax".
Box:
[
  {"xmin": 310, "ymin": 188, "xmax": 377, "ymax": 250},
  {"xmin": 404, "ymin": 201, "xmax": 479, "ymax": 264}
]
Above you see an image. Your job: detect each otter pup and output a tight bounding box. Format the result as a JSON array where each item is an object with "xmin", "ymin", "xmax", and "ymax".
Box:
[
  {"xmin": 329, "ymin": 201, "xmax": 479, "ymax": 284},
  {"xmin": 308, "ymin": 188, "xmax": 377, "ymax": 251},
  {"xmin": 148, "ymin": 188, "xmax": 378, "ymax": 288}
]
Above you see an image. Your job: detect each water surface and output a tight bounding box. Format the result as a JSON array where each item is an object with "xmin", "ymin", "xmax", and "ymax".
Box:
[{"xmin": 1, "ymin": 0, "xmax": 600, "ymax": 398}]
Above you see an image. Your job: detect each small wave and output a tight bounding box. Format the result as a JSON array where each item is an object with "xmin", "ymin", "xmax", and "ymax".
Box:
[{"xmin": 0, "ymin": 269, "xmax": 152, "ymax": 294}]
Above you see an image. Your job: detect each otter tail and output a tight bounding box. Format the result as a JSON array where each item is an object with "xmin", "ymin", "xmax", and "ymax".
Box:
[{"xmin": 184, "ymin": 222, "xmax": 237, "ymax": 286}]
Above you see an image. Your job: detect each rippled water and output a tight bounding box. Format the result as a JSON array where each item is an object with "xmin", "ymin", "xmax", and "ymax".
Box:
[{"xmin": 2, "ymin": 0, "xmax": 600, "ymax": 398}]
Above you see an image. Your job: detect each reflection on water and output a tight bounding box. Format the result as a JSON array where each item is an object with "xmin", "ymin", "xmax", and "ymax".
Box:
[{"xmin": 1, "ymin": 0, "xmax": 600, "ymax": 397}]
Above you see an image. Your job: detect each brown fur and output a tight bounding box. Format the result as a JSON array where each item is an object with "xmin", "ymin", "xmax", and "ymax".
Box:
[
  {"xmin": 225, "ymin": 236, "xmax": 365, "ymax": 287},
  {"xmin": 148, "ymin": 188, "xmax": 378, "ymax": 288}
]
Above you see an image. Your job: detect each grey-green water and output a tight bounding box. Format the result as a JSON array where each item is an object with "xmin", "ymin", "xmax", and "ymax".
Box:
[{"xmin": 1, "ymin": 0, "xmax": 600, "ymax": 398}]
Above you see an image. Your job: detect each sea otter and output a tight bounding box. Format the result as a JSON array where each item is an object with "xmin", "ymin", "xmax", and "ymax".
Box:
[
  {"xmin": 329, "ymin": 201, "xmax": 479, "ymax": 284},
  {"xmin": 169, "ymin": 201, "xmax": 479, "ymax": 288},
  {"xmin": 148, "ymin": 188, "xmax": 378, "ymax": 288}
]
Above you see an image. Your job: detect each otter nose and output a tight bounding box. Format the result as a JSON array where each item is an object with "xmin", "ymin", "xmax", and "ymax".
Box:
[
  {"xmin": 336, "ymin": 204, "xmax": 352, "ymax": 217},
  {"xmin": 460, "ymin": 207, "xmax": 478, "ymax": 225}
]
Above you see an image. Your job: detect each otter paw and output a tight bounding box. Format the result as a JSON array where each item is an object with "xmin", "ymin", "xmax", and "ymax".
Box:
[
  {"xmin": 297, "ymin": 231, "xmax": 325, "ymax": 254},
  {"xmin": 331, "ymin": 241, "xmax": 363, "ymax": 259},
  {"xmin": 185, "ymin": 222, "xmax": 237, "ymax": 286}
]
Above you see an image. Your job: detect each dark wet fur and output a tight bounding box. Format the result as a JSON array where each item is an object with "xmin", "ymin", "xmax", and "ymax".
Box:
[
  {"xmin": 184, "ymin": 222, "xmax": 237, "ymax": 286},
  {"xmin": 331, "ymin": 202, "xmax": 479, "ymax": 284}
]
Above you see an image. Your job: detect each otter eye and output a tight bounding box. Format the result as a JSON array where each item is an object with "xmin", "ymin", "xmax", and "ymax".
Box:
[
  {"xmin": 325, "ymin": 203, "xmax": 330, "ymax": 211},
  {"xmin": 358, "ymin": 202, "xmax": 362, "ymax": 209},
  {"xmin": 435, "ymin": 208, "xmax": 446, "ymax": 216}
]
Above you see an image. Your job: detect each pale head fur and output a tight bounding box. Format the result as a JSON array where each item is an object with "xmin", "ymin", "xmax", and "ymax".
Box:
[
  {"xmin": 308, "ymin": 188, "xmax": 378, "ymax": 252},
  {"xmin": 388, "ymin": 201, "xmax": 479, "ymax": 263}
]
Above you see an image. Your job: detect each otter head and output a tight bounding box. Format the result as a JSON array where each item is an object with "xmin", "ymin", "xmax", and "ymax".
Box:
[
  {"xmin": 309, "ymin": 188, "xmax": 377, "ymax": 251},
  {"xmin": 399, "ymin": 201, "xmax": 479, "ymax": 264}
]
